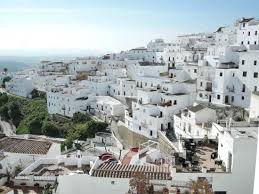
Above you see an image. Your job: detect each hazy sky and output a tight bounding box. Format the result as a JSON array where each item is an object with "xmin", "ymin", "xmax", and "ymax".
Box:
[{"xmin": 0, "ymin": 0, "xmax": 258, "ymax": 56}]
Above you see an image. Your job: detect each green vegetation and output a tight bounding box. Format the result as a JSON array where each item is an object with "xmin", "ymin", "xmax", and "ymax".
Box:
[{"xmin": 0, "ymin": 93, "xmax": 108, "ymax": 148}]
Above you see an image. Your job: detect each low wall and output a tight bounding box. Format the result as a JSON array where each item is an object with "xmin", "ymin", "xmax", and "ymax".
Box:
[
  {"xmin": 117, "ymin": 122, "xmax": 149, "ymax": 147},
  {"xmin": 158, "ymin": 131, "xmax": 180, "ymax": 155}
]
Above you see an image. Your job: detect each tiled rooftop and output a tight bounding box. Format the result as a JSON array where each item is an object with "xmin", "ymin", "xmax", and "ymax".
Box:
[
  {"xmin": 0, "ymin": 137, "xmax": 52, "ymax": 155},
  {"xmin": 92, "ymin": 163, "xmax": 171, "ymax": 180}
]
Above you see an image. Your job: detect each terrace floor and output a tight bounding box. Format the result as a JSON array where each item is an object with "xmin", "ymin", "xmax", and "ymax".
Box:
[{"xmin": 196, "ymin": 145, "xmax": 224, "ymax": 172}]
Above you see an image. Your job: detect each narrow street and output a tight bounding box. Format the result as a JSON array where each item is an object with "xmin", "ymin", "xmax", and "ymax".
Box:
[{"xmin": 0, "ymin": 118, "xmax": 15, "ymax": 136}]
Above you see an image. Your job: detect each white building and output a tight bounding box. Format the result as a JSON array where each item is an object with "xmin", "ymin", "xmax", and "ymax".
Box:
[
  {"xmin": 174, "ymin": 105, "xmax": 217, "ymax": 139},
  {"xmin": 47, "ymin": 84, "xmax": 95, "ymax": 117},
  {"xmin": 93, "ymin": 96, "xmax": 125, "ymax": 118},
  {"xmin": 5, "ymin": 77, "xmax": 35, "ymax": 98},
  {"xmin": 237, "ymin": 18, "xmax": 259, "ymax": 47},
  {"xmin": 172, "ymin": 121, "xmax": 258, "ymax": 194},
  {"xmin": 249, "ymin": 92, "xmax": 259, "ymax": 119},
  {"xmin": 127, "ymin": 61, "xmax": 168, "ymax": 80},
  {"xmin": 125, "ymin": 81, "xmax": 196, "ymax": 139},
  {"xmin": 68, "ymin": 58, "xmax": 97, "ymax": 75},
  {"xmin": 0, "ymin": 137, "xmax": 60, "ymax": 176},
  {"xmin": 83, "ymin": 74, "xmax": 112, "ymax": 96},
  {"xmin": 110, "ymin": 78, "xmax": 137, "ymax": 98},
  {"xmin": 37, "ymin": 61, "xmax": 68, "ymax": 76},
  {"xmin": 215, "ymin": 25, "xmax": 237, "ymax": 46},
  {"xmin": 235, "ymin": 49, "xmax": 259, "ymax": 107}
]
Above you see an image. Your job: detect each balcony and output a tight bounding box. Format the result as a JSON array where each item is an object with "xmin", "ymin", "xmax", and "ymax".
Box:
[{"xmin": 205, "ymin": 86, "xmax": 212, "ymax": 92}]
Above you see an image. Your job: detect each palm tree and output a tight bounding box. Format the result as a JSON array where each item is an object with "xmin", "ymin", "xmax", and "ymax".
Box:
[
  {"xmin": 190, "ymin": 178, "xmax": 213, "ymax": 194},
  {"xmin": 3, "ymin": 68, "xmax": 8, "ymax": 74}
]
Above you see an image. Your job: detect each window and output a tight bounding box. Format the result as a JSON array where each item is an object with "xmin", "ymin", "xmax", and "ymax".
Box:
[
  {"xmin": 194, "ymin": 69, "xmax": 197, "ymax": 73},
  {"xmin": 200, "ymin": 82, "xmax": 203, "ymax": 87},
  {"xmin": 150, "ymin": 130, "xmax": 153, "ymax": 137},
  {"xmin": 255, "ymin": 86, "xmax": 257, "ymax": 92},
  {"xmin": 254, "ymin": 60, "xmax": 257, "ymax": 66},
  {"xmin": 255, "ymin": 41, "xmax": 257, "ymax": 45},
  {"xmin": 242, "ymin": 84, "xmax": 246, "ymax": 92},
  {"xmin": 217, "ymin": 95, "xmax": 220, "ymax": 100},
  {"xmin": 248, "ymin": 31, "xmax": 251, "ymax": 36},
  {"xmin": 241, "ymin": 60, "xmax": 245, "ymax": 65},
  {"xmin": 139, "ymin": 126, "xmax": 141, "ymax": 131},
  {"xmin": 248, "ymin": 41, "xmax": 250, "ymax": 45},
  {"xmin": 241, "ymin": 41, "xmax": 244, "ymax": 45},
  {"xmin": 232, "ymin": 73, "xmax": 235, "ymax": 77},
  {"xmin": 243, "ymin": 71, "xmax": 247, "ymax": 77},
  {"xmin": 243, "ymin": 23, "xmax": 245, "ymax": 27},
  {"xmin": 256, "ymin": 31, "xmax": 258, "ymax": 35},
  {"xmin": 220, "ymin": 72, "xmax": 223, "ymax": 77},
  {"xmin": 174, "ymin": 100, "xmax": 177, "ymax": 105},
  {"xmin": 254, "ymin": 72, "xmax": 258, "ymax": 78},
  {"xmin": 242, "ymin": 96, "xmax": 245, "ymax": 100}
]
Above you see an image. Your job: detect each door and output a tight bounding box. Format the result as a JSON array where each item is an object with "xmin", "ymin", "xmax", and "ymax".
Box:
[{"xmin": 225, "ymin": 96, "xmax": 229, "ymax": 104}]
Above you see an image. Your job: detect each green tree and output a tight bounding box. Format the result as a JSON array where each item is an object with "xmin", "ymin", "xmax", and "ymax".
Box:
[
  {"xmin": 28, "ymin": 118, "xmax": 43, "ymax": 135},
  {"xmin": 0, "ymin": 105, "xmax": 9, "ymax": 120},
  {"xmin": 86, "ymin": 120, "xmax": 108, "ymax": 138},
  {"xmin": 0, "ymin": 93, "xmax": 8, "ymax": 107},
  {"xmin": 1, "ymin": 76, "xmax": 11, "ymax": 88},
  {"xmin": 42, "ymin": 120, "xmax": 59, "ymax": 137},
  {"xmin": 8, "ymin": 101, "xmax": 22, "ymax": 127},
  {"xmin": 14, "ymin": 165, "xmax": 22, "ymax": 176},
  {"xmin": 30, "ymin": 89, "xmax": 39, "ymax": 98},
  {"xmin": 72, "ymin": 112, "xmax": 90, "ymax": 123}
]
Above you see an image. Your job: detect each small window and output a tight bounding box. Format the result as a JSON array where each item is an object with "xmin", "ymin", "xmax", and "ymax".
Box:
[
  {"xmin": 248, "ymin": 31, "xmax": 251, "ymax": 36},
  {"xmin": 194, "ymin": 69, "xmax": 197, "ymax": 73},
  {"xmin": 254, "ymin": 86, "xmax": 257, "ymax": 92},
  {"xmin": 254, "ymin": 72, "xmax": 258, "ymax": 78},
  {"xmin": 217, "ymin": 95, "xmax": 220, "ymax": 99},
  {"xmin": 243, "ymin": 72, "xmax": 247, "ymax": 77},
  {"xmin": 174, "ymin": 100, "xmax": 177, "ymax": 105},
  {"xmin": 255, "ymin": 31, "xmax": 258, "ymax": 35},
  {"xmin": 242, "ymin": 96, "xmax": 245, "ymax": 100},
  {"xmin": 139, "ymin": 126, "xmax": 141, "ymax": 131},
  {"xmin": 242, "ymin": 84, "xmax": 246, "ymax": 92},
  {"xmin": 241, "ymin": 41, "xmax": 244, "ymax": 45},
  {"xmin": 254, "ymin": 61, "xmax": 257, "ymax": 66},
  {"xmin": 241, "ymin": 60, "xmax": 245, "ymax": 65},
  {"xmin": 200, "ymin": 82, "xmax": 203, "ymax": 87},
  {"xmin": 248, "ymin": 41, "xmax": 250, "ymax": 45},
  {"xmin": 220, "ymin": 72, "xmax": 223, "ymax": 77},
  {"xmin": 150, "ymin": 130, "xmax": 153, "ymax": 136}
]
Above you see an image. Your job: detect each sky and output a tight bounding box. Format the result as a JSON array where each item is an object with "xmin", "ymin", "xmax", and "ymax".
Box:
[{"xmin": 0, "ymin": 0, "xmax": 259, "ymax": 56}]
